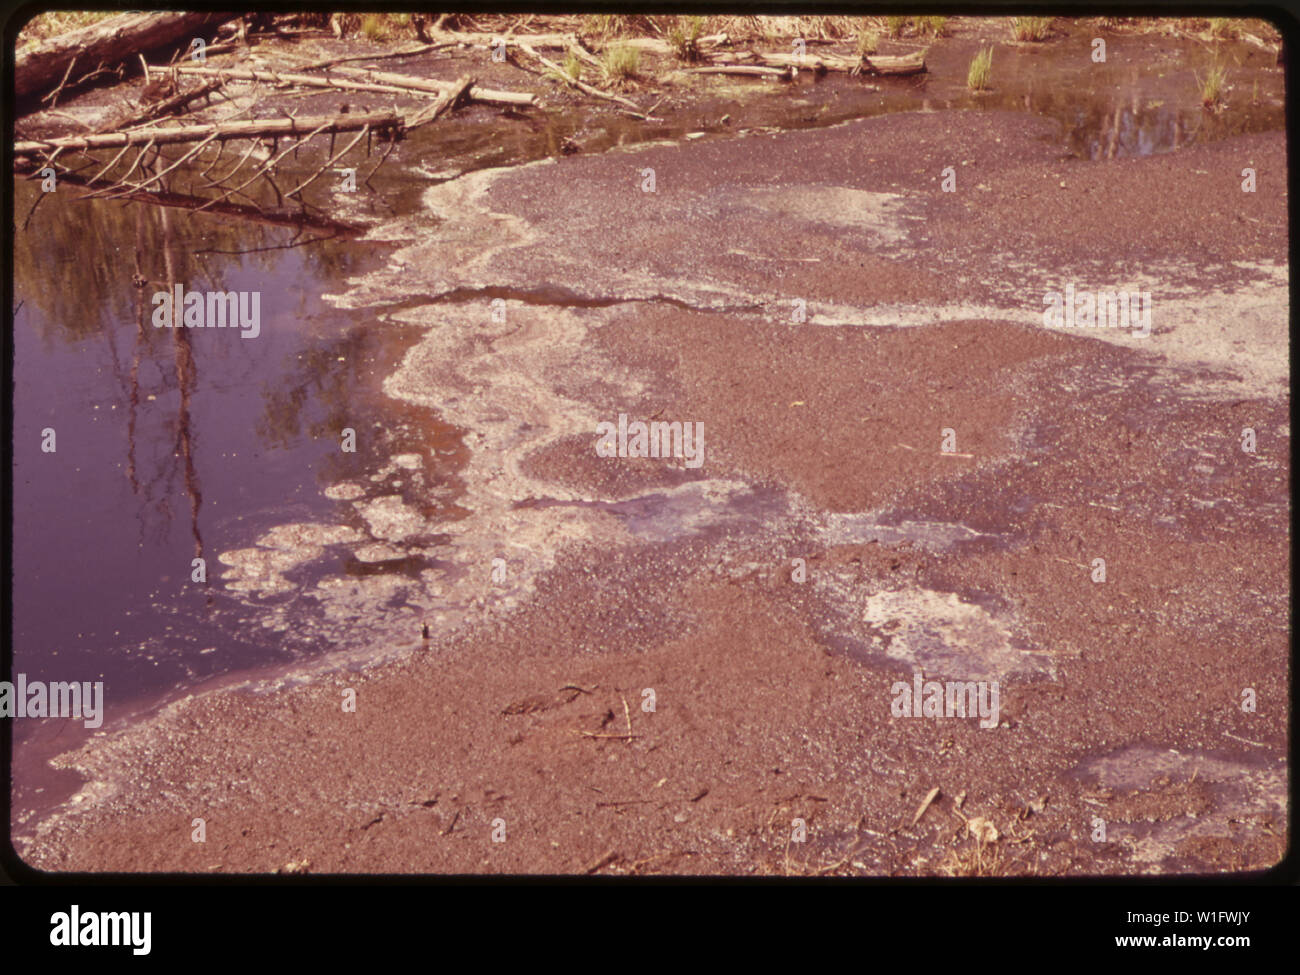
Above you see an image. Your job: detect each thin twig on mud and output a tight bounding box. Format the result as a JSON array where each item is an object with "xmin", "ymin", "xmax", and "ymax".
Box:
[
  {"xmin": 911, "ymin": 786, "xmax": 941, "ymax": 827},
  {"xmin": 441, "ymin": 808, "xmax": 462, "ymax": 835},
  {"xmin": 595, "ymin": 799, "xmax": 655, "ymax": 807},
  {"xmin": 585, "ymin": 849, "xmax": 619, "ymax": 874}
]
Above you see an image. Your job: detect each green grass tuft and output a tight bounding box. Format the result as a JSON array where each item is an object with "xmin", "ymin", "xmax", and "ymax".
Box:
[
  {"xmin": 360, "ymin": 14, "xmax": 393, "ymax": 41},
  {"xmin": 668, "ymin": 15, "xmax": 706, "ymax": 61},
  {"xmin": 1009, "ymin": 16, "xmax": 1053, "ymax": 41},
  {"xmin": 1207, "ymin": 18, "xmax": 1237, "ymax": 39},
  {"xmin": 915, "ymin": 16, "xmax": 948, "ymax": 38},
  {"xmin": 967, "ymin": 46, "xmax": 993, "ymax": 91},
  {"xmin": 563, "ymin": 51, "xmax": 582, "ymax": 82},
  {"xmin": 1197, "ymin": 61, "xmax": 1228, "ymax": 109},
  {"xmin": 603, "ymin": 43, "xmax": 641, "ymax": 82}
]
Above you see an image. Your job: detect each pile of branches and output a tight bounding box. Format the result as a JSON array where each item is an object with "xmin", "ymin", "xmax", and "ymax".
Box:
[
  {"xmin": 425, "ymin": 24, "xmax": 927, "ymax": 80},
  {"xmin": 13, "ymin": 12, "xmax": 538, "ymax": 227},
  {"xmin": 13, "ymin": 10, "xmax": 924, "ymax": 223}
]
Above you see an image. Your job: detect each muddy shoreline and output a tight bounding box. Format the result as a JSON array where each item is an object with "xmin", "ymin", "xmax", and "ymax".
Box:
[{"xmin": 11, "ymin": 19, "xmax": 1289, "ymax": 876}]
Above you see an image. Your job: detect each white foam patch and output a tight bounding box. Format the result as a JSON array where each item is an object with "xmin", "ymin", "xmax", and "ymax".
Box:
[
  {"xmin": 217, "ymin": 523, "xmax": 363, "ymax": 596},
  {"xmin": 740, "ymin": 186, "xmax": 912, "ymax": 245},
  {"xmin": 354, "ymin": 495, "xmax": 424, "ymax": 542},
  {"xmin": 807, "ymin": 261, "xmax": 1288, "ymax": 399},
  {"xmin": 861, "ymin": 588, "xmax": 1042, "ymax": 681},
  {"xmin": 822, "ymin": 513, "xmax": 999, "ymax": 550}
]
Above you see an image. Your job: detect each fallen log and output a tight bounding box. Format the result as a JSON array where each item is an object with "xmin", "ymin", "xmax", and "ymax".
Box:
[
  {"xmin": 757, "ymin": 50, "xmax": 926, "ymax": 75},
  {"xmin": 566, "ymin": 37, "xmax": 605, "ymax": 71},
  {"xmin": 15, "ymin": 111, "xmax": 401, "ymax": 157},
  {"xmin": 431, "ymin": 27, "xmax": 731, "ymax": 57},
  {"xmin": 175, "ymin": 65, "xmax": 420, "ymax": 98},
  {"xmin": 290, "ymin": 42, "xmax": 458, "ymax": 71},
  {"xmin": 97, "ymin": 81, "xmax": 226, "ymax": 133},
  {"xmin": 405, "ymin": 75, "xmax": 475, "ymax": 130},
  {"xmin": 687, "ymin": 64, "xmax": 794, "ymax": 80},
  {"xmin": 16, "ymin": 11, "xmax": 236, "ymax": 100},
  {"xmin": 175, "ymin": 64, "xmax": 533, "ymax": 106},
  {"xmin": 855, "ymin": 51, "xmax": 927, "ymax": 76},
  {"xmin": 314, "ymin": 64, "xmax": 535, "ymax": 106}
]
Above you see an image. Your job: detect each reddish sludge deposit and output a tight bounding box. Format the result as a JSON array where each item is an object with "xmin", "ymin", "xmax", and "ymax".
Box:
[{"xmin": 16, "ymin": 103, "xmax": 1288, "ymax": 876}]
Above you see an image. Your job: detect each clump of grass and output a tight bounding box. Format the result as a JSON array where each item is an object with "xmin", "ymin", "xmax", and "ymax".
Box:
[
  {"xmin": 339, "ymin": 13, "xmax": 420, "ymax": 41},
  {"xmin": 967, "ymin": 46, "xmax": 993, "ymax": 91},
  {"xmin": 1009, "ymin": 16, "xmax": 1053, "ymax": 42},
  {"xmin": 668, "ymin": 15, "xmax": 706, "ymax": 61},
  {"xmin": 915, "ymin": 16, "xmax": 948, "ymax": 38},
  {"xmin": 1197, "ymin": 61, "xmax": 1228, "ymax": 109},
  {"xmin": 885, "ymin": 16, "xmax": 907, "ymax": 39},
  {"xmin": 723, "ymin": 15, "xmax": 856, "ymax": 41},
  {"xmin": 582, "ymin": 14, "xmax": 622, "ymax": 38},
  {"xmin": 858, "ymin": 27, "xmax": 879, "ymax": 56},
  {"xmin": 562, "ymin": 51, "xmax": 582, "ymax": 82},
  {"xmin": 360, "ymin": 13, "xmax": 393, "ymax": 41},
  {"xmin": 939, "ymin": 838, "xmax": 1005, "ymax": 876},
  {"xmin": 583, "ymin": 14, "xmax": 660, "ymax": 39},
  {"xmin": 603, "ymin": 43, "xmax": 641, "ymax": 83},
  {"xmin": 1207, "ymin": 18, "xmax": 1237, "ymax": 40}
]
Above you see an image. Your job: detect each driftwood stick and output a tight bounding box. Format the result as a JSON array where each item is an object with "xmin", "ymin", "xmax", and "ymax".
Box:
[
  {"xmin": 567, "ymin": 36, "xmax": 604, "ymax": 70},
  {"xmin": 201, "ymin": 135, "xmax": 261, "ymax": 187},
  {"xmin": 290, "ymin": 42, "xmax": 456, "ymax": 71},
  {"xmin": 361, "ymin": 129, "xmax": 399, "ymax": 187},
  {"xmin": 199, "ymin": 136, "xmax": 227, "ymax": 178},
  {"xmin": 516, "ymin": 42, "xmax": 652, "ymax": 118},
  {"xmin": 85, "ymin": 140, "xmax": 135, "ymax": 184},
  {"xmin": 15, "ymin": 111, "xmax": 401, "ymax": 156},
  {"xmin": 197, "ymin": 120, "xmax": 332, "ymax": 211},
  {"xmin": 405, "ymin": 74, "xmax": 475, "ymax": 130},
  {"xmin": 110, "ymin": 138, "xmax": 157, "ymax": 188},
  {"xmin": 318, "ymin": 64, "xmax": 532, "ymax": 106},
  {"xmin": 175, "ymin": 65, "xmax": 416, "ymax": 97},
  {"xmin": 174, "ymin": 64, "xmax": 533, "ymax": 106},
  {"xmin": 282, "ymin": 126, "xmax": 369, "ymax": 197},
  {"xmin": 122, "ymin": 131, "xmax": 223, "ymax": 196},
  {"xmin": 97, "ymin": 80, "xmax": 225, "ymax": 133},
  {"xmin": 99, "ymin": 132, "xmax": 220, "ymax": 198},
  {"xmin": 23, "ymin": 167, "xmax": 364, "ymax": 234},
  {"xmin": 757, "ymin": 50, "xmax": 926, "ymax": 75},
  {"xmin": 687, "ymin": 64, "xmax": 794, "ymax": 79},
  {"xmin": 40, "ymin": 54, "xmax": 79, "ymax": 106},
  {"xmin": 431, "ymin": 28, "xmax": 730, "ymax": 56}
]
